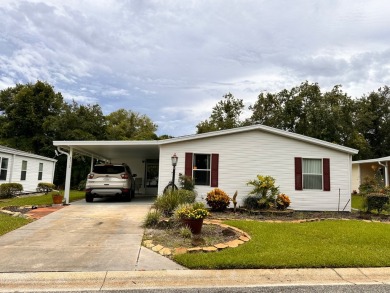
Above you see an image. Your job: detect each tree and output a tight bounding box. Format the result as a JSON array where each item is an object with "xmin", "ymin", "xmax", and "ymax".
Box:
[
  {"xmin": 196, "ymin": 93, "xmax": 244, "ymax": 134},
  {"xmin": 0, "ymin": 81, "xmax": 64, "ymax": 155},
  {"xmin": 355, "ymin": 86, "xmax": 390, "ymax": 158},
  {"xmin": 106, "ymin": 109, "xmax": 158, "ymax": 140},
  {"xmin": 45, "ymin": 101, "xmax": 107, "ymax": 141}
]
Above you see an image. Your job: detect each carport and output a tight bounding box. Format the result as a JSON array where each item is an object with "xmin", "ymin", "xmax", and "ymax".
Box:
[{"xmin": 53, "ymin": 141, "xmax": 161, "ymax": 203}]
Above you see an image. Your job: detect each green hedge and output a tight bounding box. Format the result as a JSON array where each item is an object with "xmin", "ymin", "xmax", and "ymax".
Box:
[
  {"xmin": 0, "ymin": 183, "xmax": 23, "ymax": 199},
  {"xmin": 36, "ymin": 182, "xmax": 56, "ymax": 194},
  {"xmin": 364, "ymin": 193, "xmax": 389, "ymax": 213}
]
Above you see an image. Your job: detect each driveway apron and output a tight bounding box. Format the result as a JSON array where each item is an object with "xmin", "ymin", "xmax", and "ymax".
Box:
[{"xmin": 0, "ymin": 197, "xmax": 181, "ymax": 272}]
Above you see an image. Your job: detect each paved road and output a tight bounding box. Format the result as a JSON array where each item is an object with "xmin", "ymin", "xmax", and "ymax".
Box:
[
  {"xmin": 0, "ymin": 196, "xmax": 185, "ymax": 272},
  {"xmin": 12, "ymin": 285, "xmax": 390, "ymax": 293}
]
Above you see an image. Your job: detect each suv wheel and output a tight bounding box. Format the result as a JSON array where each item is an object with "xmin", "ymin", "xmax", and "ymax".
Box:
[
  {"xmin": 123, "ymin": 191, "xmax": 132, "ymax": 202},
  {"xmin": 85, "ymin": 193, "xmax": 94, "ymax": 203}
]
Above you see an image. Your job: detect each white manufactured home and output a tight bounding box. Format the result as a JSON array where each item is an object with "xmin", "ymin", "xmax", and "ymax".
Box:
[
  {"xmin": 0, "ymin": 146, "xmax": 57, "ymax": 192},
  {"xmin": 54, "ymin": 124, "xmax": 358, "ymax": 211}
]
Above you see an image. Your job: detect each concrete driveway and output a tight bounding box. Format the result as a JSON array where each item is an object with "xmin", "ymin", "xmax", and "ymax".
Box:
[{"xmin": 0, "ymin": 196, "xmax": 185, "ymax": 272}]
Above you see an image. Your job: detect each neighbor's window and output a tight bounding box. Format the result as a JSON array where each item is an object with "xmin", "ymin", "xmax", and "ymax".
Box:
[
  {"xmin": 0, "ymin": 157, "xmax": 8, "ymax": 181},
  {"xmin": 21, "ymin": 160, "xmax": 27, "ymax": 181},
  {"xmin": 193, "ymin": 154, "xmax": 210, "ymax": 185},
  {"xmin": 38, "ymin": 163, "xmax": 43, "ymax": 180},
  {"xmin": 303, "ymin": 158, "xmax": 322, "ymax": 189}
]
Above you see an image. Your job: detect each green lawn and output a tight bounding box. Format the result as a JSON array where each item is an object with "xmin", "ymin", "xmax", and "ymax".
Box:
[
  {"xmin": 174, "ymin": 220, "xmax": 390, "ymax": 269},
  {"xmin": 0, "ymin": 213, "xmax": 32, "ymax": 236},
  {"xmin": 0, "ymin": 190, "xmax": 85, "ymax": 208},
  {"xmin": 0, "ymin": 190, "xmax": 85, "ymax": 237}
]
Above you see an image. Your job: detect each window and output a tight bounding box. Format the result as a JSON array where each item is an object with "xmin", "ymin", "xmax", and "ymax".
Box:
[
  {"xmin": 295, "ymin": 157, "xmax": 330, "ymax": 191},
  {"xmin": 193, "ymin": 154, "xmax": 211, "ymax": 185},
  {"xmin": 185, "ymin": 153, "xmax": 219, "ymax": 187},
  {"xmin": 21, "ymin": 160, "xmax": 27, "ymax": 181},
  {"xmin": 38, "ymin": 163, "xmax": 43, "ymax": 180},
  {"xmin": 303, "ymin": 159, "xmax": 322, "ymax": 189},
  {"xmin": 0, "ymin": 157, "xmax": 8, "ymax": 181}
]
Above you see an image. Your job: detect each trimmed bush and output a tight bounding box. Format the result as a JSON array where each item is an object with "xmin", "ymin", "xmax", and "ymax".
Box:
[
  {"xmin": 276, "ymin": 193, "xmax": 291, "ymax": 210},
  {"xmin": 364, "ymin": 193, "xmax": 389, "ymax": 213},
  {"xmin": 154, "ymin": 189, "xmax": 196, "ymax": 216},
  {"xmin": 0, "ymin": 183, "xmax": 23, "ymax": 199},
  {"xmin": 206, "ymin": 188, "xmax": 230, "ymax": 211},
  {"xmin": 243, "ymin": 195, "xmax": 261, "ymax": 210},
  {"xmin": 37, "ymin": 182, "xmax": 55, "ymax": 194}
]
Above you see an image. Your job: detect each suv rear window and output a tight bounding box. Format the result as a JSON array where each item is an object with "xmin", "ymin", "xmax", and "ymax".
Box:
[{"xmin": 93, "ymin": 165, "xmax": 125, "ymax": 174}]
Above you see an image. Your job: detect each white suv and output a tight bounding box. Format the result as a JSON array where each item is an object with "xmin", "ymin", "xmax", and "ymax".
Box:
[{"xmin": 85, "ymin": 163, "xmax": 136, "ymax": 202}]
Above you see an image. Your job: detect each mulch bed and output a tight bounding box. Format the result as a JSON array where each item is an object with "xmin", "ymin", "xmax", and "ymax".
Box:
[{"xmin": 207, "ymin": 208, "xmax": 390, "ymax": 222}]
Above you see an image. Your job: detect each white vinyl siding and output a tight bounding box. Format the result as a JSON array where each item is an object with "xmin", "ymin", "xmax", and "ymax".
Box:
[
  {"xmin": 158, "ymin": 129, "xmax": 352, "ymax": 211},
  {"xmin": 303, "ymin": 159, "xmax": 322, "ymax": 190},
  {"xmin": 0, "ymin": 148, "xmax": 56, "ymax": 192}
]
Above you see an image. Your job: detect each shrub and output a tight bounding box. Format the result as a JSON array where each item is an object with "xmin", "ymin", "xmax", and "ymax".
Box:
[
  {"xmin": 0, "ymin": 183, "xmax": 23, "ymax": 199},
  {"xmin": 276, "ymin": 193, "xmax": 291, "ymax": 210},
  {"xmin": 206, "ymin": 188, "xmax": 230, "ymax": 211},
  {"xmin": 36, "ymin": 182, "xmax": 56, "ymax": 194},
  {"xmin": 142, "ymin": 210, "xmax": 162, "ymax": 228},
  {"xmin": 243, "ymin": 195, "xmax": 261, "ymax": 210},
  {"xmin": 154, "ymin": 189, "xmax": 196, "ymax": 216},
  {"xmin": 247, "ymin": 175, "xmax": 279, "ymax": 199},
  {"xmin": 364, "ymin": 193, "xmax": 390, "ymax": 213},
  {"xmin": 178, "ymin": 174, "xmax": 195, "ymax": 191},
  {"xmin": 257, "ymin": 197, "xmax": 274, "ymax": 209}
]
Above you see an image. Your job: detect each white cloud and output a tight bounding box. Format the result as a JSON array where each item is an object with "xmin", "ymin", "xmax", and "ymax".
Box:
[{"xmin": 1, "ymin": 0, "xmax": 390, "ymax": 136}]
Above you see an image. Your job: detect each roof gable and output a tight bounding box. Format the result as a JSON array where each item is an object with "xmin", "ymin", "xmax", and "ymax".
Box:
[
  {"xmin": 160, "ymin": 125, "xmax": 358, "ymax": 155},
  {"xmin": 0, "ymin": 145, "xmax": 57, "ymax": 162}
]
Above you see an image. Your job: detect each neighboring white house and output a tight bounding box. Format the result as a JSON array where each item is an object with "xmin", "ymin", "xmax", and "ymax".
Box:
[
  {"xmin": 53, "ymin": 124, "xmax": 358, "ymax": 211},
  {"xmin": 352, "ymin": 157, "xmax": 390, "ymax": 193},
  {"xmin": 0, "ymin": 145, "xmax": 57, "ymax": 192}
]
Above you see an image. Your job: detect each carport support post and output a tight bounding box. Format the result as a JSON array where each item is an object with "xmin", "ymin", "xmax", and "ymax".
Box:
[{"xmin": 64, "ymin": 147, "xmax": 73, "ymax": 205}]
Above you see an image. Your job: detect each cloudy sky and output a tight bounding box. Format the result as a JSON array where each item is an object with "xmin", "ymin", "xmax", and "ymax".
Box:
[{"xmin": 1, "ymin": 0, "xmax": 390, "ymax": 136}]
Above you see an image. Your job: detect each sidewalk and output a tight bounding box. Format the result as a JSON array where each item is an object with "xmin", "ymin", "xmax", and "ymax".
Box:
[{"xmin": 1, "ymin": 268, "xmax": 390, "ymax": 291}]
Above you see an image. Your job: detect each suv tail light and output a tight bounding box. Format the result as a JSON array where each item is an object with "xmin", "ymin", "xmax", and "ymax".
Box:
[
  {"xmin": 88, "ymin": 174, "xmax": 94, "ymax": 179},
  {"xmin": 121, "ymin": 174, "xmax": 129, "ymax": 179}
]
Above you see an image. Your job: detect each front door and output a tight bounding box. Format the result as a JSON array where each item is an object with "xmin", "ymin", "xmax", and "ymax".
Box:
[{"xmin": 145, "ymin": 159, "xmax": 159, "ymax": 195}]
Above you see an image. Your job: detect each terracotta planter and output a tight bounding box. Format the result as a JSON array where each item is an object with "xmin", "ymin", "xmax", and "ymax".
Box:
[
  {"xmin": 52, "ymin": 194, "xmax": 63, "ymax": 205},
  {"xmin": 181, "ymin": 218, "xmax": 204, "ymax": 234}
]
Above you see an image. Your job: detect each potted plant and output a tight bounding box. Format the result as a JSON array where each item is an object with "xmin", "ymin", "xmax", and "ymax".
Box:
[
  {"xmin": 174, "ymin": 202, "xmax": 209, "ymax": 234},
  {"xmin": 52, "ymin": 191, "xmax": 64, "ymax": 205}
]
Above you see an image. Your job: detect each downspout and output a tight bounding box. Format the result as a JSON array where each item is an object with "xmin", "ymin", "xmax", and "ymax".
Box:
[
  {"xmin": 57, "ymin": 147, "xmax": 73, "ymax": 204},
  {"xmin": 378, "ymin": 161, "xmax": 389, "ymax": 187}
]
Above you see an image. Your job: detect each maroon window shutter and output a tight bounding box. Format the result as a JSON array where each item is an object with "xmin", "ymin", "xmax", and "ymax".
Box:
[
  {"xmin": 185, "ymin": 153, "xmax": 193, "ymax": 178},
  {"xmin": 211, "ymin": 154, "xmax": 219, "ymax": 187},
  {"xmin": 295, "ymin": 157, "xmax": 303, "ymax": 190},
  {"xmin": 323, "ymin": 158, "xmax": 330, "ymax": 191}
]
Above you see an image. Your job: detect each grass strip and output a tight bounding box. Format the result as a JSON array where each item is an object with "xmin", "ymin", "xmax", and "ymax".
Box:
[
  {"xmin": 0, "ymin": 190, "xmax": 85, "ymax": 207},
  {"xmin": 0, "ymin": 214, "xmax": 32, "ymax": 237},
  {"xmin": 174, "ymin": 220, "xmax": 390, "ymax": 269}
]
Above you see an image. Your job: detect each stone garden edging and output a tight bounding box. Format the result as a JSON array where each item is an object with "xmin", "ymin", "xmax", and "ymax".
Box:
[{"xmin": 142, "ymin": 219, "xmax": 251, "ymax": 257}]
